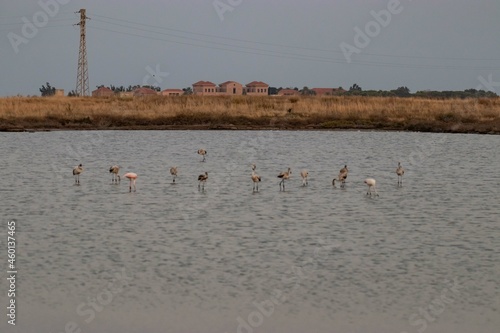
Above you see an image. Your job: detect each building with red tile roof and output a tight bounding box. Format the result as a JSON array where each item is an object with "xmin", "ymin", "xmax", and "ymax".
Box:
[
  {"xmin": 245, "ymin": 81, "xmax": 269, "ymax": 95},
  {"xmin": 92, "ymin": 87, "xmax": 114, "ymax": 97},
  {"xmin": 192, "ymin": 81, "xmax": 218, "ymax": 95},
  {"xmin": 219, "ymin": 81, "xmax": 243, "ymax": 95},
  {"xmin": 133, "ymin": 87, "xmax": 158, "ymax": 97}
]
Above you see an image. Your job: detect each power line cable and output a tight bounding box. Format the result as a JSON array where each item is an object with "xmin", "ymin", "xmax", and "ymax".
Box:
[
  {"xmin": 91, "ymin": 13, "xmax": 500, "ymax": 62},
  {"xmin": 87, "ymin": 25, "xmax": 500, "ymax": 71}
]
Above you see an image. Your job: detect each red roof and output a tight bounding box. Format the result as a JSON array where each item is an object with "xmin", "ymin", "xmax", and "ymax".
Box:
[
  {"xmin": 192, "ymin": 81, "xmax": 216, "ymax": 86},
  {"xmin": 219, "ymin": 81, "xmax": 241, "ymax": 86},
  {"xmin": 246, "ymin": 81, "xmax": 269, "ymax": 87},
  {"xmin": 93, "ymin": 87, "xmax": 113, "ymax": 93},
  {"xmin": 133, "ymin": 87, "xmax": 158, "ymax": 95}
]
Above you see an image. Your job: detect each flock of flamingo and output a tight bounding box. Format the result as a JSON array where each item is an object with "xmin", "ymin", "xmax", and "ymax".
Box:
[{"xmin": 72, "ymin": 148, "xmax": 405, "ymax": 195}]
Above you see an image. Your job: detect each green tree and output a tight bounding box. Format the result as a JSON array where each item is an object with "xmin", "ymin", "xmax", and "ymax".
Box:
[
  {"xmin": 268, "ymin": 87, "xmax": 279, "ymax": 95},
  {"xmin": 392, "ymin": 86, "xmax": 411, "ymax": 97},
  {"xmin": 349, "ymin": 83, "xmax": 362, "ymax": 92},
  {"xmin": 182, "ymin": 87, "xmax": 193, "ymax": 95},
  {"xmin": 140, "ymin": 85, "xmax": 160, "ymax": 92},
  {"xmin": 39, "ymin": 82, "xmax": 56, "ymax": 96},
  {"xmin": 110, "ymin": 85, "xmax": 125, "ymax": 92},
  {"xmin": 300, "ymin": 86, "xmax": 316, "ymax": 96}
]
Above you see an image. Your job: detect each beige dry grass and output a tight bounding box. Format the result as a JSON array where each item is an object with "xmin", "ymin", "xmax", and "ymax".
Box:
[{"xmin": 1, "ymin": 95, "xmax": 499, "ymax": 133}]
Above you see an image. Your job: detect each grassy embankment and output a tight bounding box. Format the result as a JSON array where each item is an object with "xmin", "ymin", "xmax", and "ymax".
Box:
[{"xmin": 0, "ymin": 95, "xmax": 499, "ymax": 133}]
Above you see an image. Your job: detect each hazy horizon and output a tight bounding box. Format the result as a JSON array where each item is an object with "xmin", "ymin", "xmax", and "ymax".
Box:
[{"xmin": 1, "ymin": 0, "xmax": 500, "ymax": 96}]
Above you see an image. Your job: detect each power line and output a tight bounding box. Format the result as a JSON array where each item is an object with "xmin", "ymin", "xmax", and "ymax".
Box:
[
  {"xmin": 0, "ymin": 18, "xmax": 75, "ymax": 26},
  {"xmin": 0, "ymin": 24, "xmax": 74, "ymax": 31},
  {"xmin": 87, "ymin": 25, "xmax": 500, "ymax": 71},
  {"xmin": 0, "ymin": 10, "xmax": 76, "ymax": 19},
  {"xmin": 2, "ymin": 10, "xmax": 498, "ymax": 72},
  {"xmin": 91, "ymin": 13, "xmax": 500, "ymax": 62}
]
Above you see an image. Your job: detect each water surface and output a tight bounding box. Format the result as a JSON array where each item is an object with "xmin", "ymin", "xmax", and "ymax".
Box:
[{"xmin": 1, "ymin": 130, "xmax": 499, "ymax": 333}]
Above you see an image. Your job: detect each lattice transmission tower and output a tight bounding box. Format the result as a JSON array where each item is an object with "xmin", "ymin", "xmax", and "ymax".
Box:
[{"xmin": 75, "ymin": 9, "xmax": 90, "ymax": 96}]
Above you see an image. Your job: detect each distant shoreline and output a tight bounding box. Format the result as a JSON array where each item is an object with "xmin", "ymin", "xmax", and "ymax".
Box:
[
  {"xmin": 2, "ymin": 125, "xmax": 499, "ymax": 135},
  {"xmin": 1, "ymin": 95, "xmax": 499, "ymax": 134}
]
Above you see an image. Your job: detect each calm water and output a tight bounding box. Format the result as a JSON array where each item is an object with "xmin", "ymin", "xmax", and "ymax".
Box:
[{"xmin": 1, "ymin": 130, "xmax": 499, "ymax": 333}]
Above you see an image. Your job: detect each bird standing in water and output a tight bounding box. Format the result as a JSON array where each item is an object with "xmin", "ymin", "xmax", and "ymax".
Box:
[
  {"xmin": 364, "ymin": 178, "xmax": 378, "ymax": 196},
  {"xmin": 277, "ymin": 168, "xmax": 291, "ymax": 191},
  {"xmin": 170, "ymin": 166, "xmax": 178, "ymax": 183},
  {"xmin": 109, "ymin": 165, "xmax": 120, "ymax": 183},
  {"xmin": 197, "ymin": 149, "xmax": 207, "ymax": 162},
  {"xmin": 396, "ymin": 162, "xmax": 405, "ymax": 185},
  {"xmin": 251, "ymin": 164, "xmax": 261, "ymax": 192},
  {"xmin": 198, "ymin": 172, "xmax": 208, "ymax": 190},
  {"xmin": 300, "ymin": 169, "xmax": 309, "ymax": 186},
  {"xmin": 124, "ymin": 172, "xmax": 138, "ymax": 192},
  {"xmin": 73, "ymin": 164, "xmax": 83, "ymax": 184}
]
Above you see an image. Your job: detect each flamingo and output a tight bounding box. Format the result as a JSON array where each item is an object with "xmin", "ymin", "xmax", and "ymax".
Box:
[
  {"xmin": 332, "ymin": 165, "xmax": 348, "ymax": 188},
  {"xmin": 251, "ymin": 164, "xmax": 261, "ymax": 191},
  {"xmin": 396, "ymin": 162, "xmax": 405, "ymax": 185},
  {"xmin": 123, "ymin": 172, "xmax": 138, "ymax": 192},
  {"xmin": 198, "ymin": 172, "xmax": 208, "ymax": 190},
  {"xmin": 300, "ymin": 169, "xmax": 309, "ymax": 186},
  {"xmin": 170, "ymin": 166, "xmax": 178, "ymax": 183},
  {"xmin": 197, "ymin": 149, "xmax": 207, "ymax": 162},
  {"xmin": 109, "ymin": 165, "xmax": 120, "ymax": 183},
  {"xmin": 364, "ymin": 178, "xmax": 378, "ymax": 196},
  {"xmin": 332, "ymin": 171, "xmax": 348, "ymax": 188},
  {"xmin": 277, "ymin": 168, "xmax": 291, "ymax": 191},
  {"xmin": 73, "ymin": 164, "xmax": 83, "ymax": 184}
]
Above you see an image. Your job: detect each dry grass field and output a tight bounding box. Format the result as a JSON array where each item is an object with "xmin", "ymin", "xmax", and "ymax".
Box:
[{"xmin": 1, "ymin": 95, "xmax": 499, "ymax": 133}]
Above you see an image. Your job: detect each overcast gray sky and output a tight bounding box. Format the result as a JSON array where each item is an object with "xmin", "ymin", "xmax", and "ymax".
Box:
[{"xmin": 1, "ymin": 0, "xmax": 499, "ymax": 96}]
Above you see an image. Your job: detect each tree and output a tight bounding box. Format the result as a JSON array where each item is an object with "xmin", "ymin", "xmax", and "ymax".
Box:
[
  {"xmin": 126, "ymin": 85, "xmax": 139, "ymax": 92},
  {"xmin": 300, "ymin": 86, "xmax": 316, "ymax": 96},
  {"xmin": 109, "ymin": 85, "xmax": 125, "ymax": 93},
  {"xmin": 392, "ymin": 86, "xmax": 411, "ymax": 97},
  {"xmin": 268, "ymin": 87, "xmax": 279, "ymax": 95},
  {"xmin": 349, "ymin": 83, "xmax": 362, "ymax": 92},
  {"xmin": 182, "ymin": 87, "xmax": 193, "ymax": 95},
  {"xmin": 40, "ymin": 82, "xmax": 56, "ymax": 96},
  {"xmin": 67, "ymin": 90, "xmax": 78, "ymax": 97},
  {"xmin": 141, "ymin": 85, "xmax": 160, "ymax": 92}
]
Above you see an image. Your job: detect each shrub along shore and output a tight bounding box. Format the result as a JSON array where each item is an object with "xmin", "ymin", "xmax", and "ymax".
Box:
[{"xmin": 1, "ymin": 95, "xmax": 499, "ymax": 134}]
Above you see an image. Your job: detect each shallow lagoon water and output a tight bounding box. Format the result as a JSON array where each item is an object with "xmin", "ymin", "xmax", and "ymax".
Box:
[{"xmin": 1, "ymin": 130, "xmax": 499, "ymax": 333}]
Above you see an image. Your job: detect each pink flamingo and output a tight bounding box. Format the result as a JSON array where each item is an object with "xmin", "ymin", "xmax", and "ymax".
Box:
[
  {"xmin": 364, "ymin": 178, "xmax": 378, "ymax": 196},
  {"xmin": 123, "ymin": 172, "xmax": 138, "ymax": 192}
]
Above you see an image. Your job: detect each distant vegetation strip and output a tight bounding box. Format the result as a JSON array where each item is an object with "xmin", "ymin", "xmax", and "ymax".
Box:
[{"xmin": 0, "ymin": 95, "xmax": 499, "ymax": 134}]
